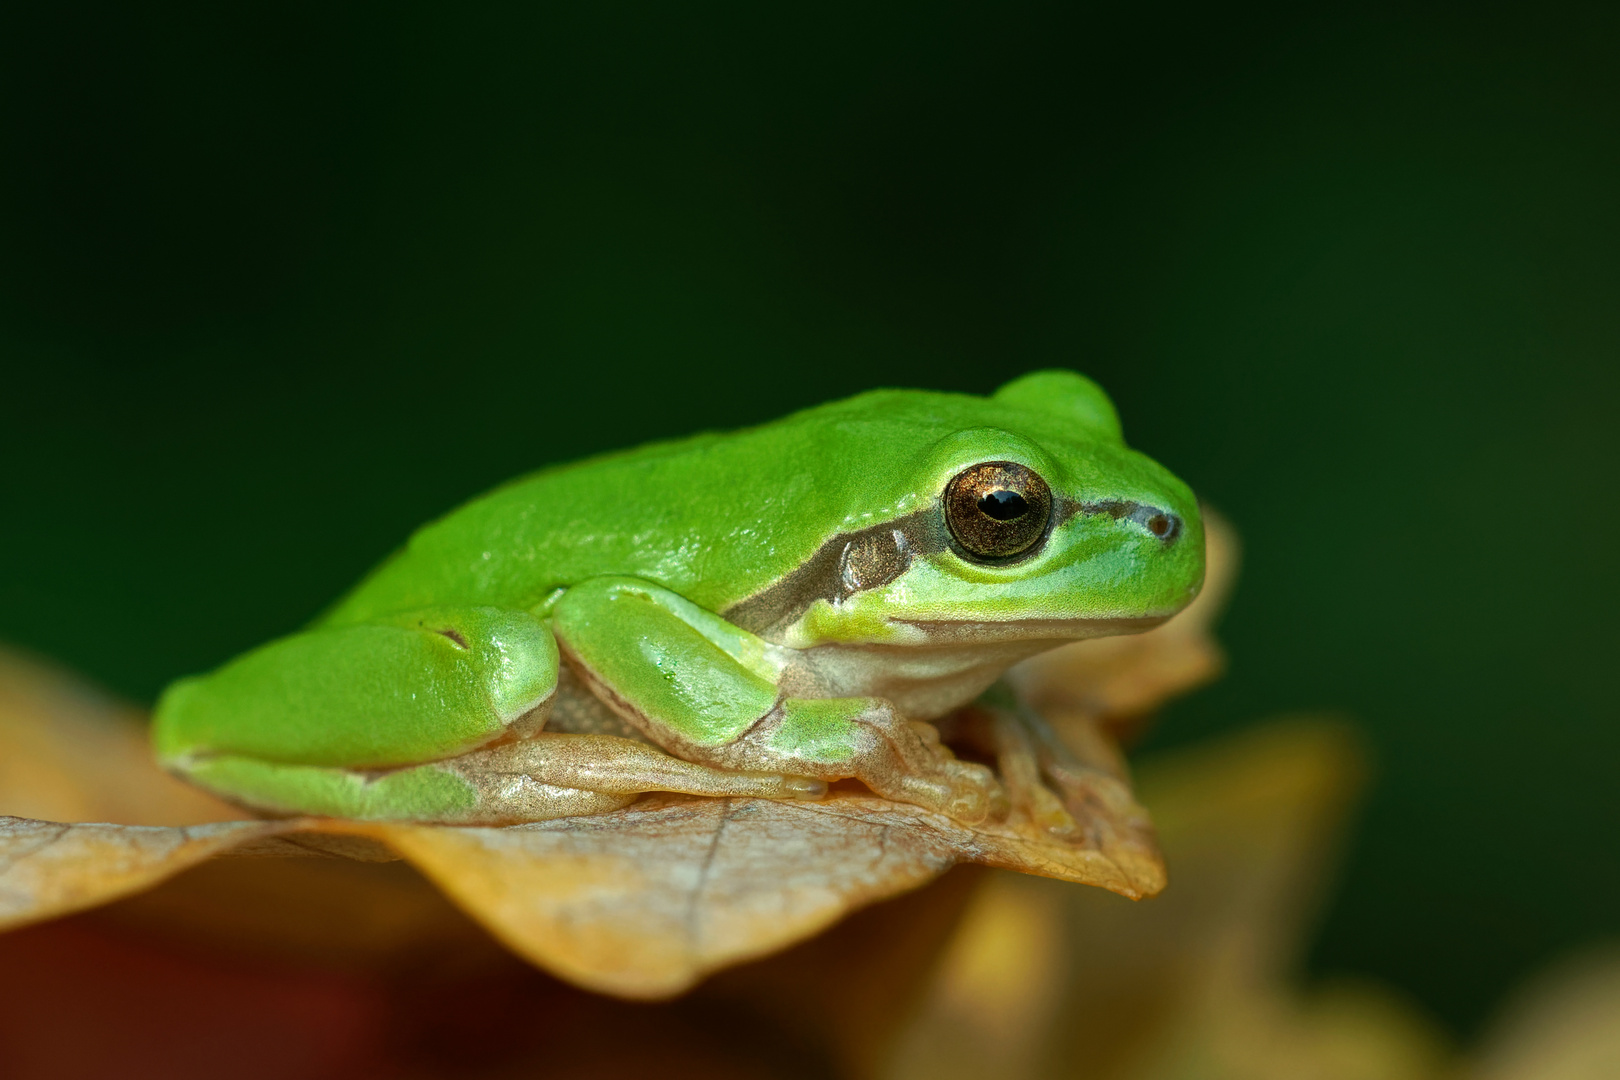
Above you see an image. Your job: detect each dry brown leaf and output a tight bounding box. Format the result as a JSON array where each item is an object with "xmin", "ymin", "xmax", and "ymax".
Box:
[
  {"xmin": 0, "ymin": 772, "xmax": 1162, "ymax": 998},
  {"xmin": 350, "ymin": 796, "xmax": 951, "ymax": 998},
  {"xmin": 350, "ymin": 783, "xmax": 1162, "ymax": 998},
  {"xmin": 0, "ymin": 728, "xmax": 1163, "ymax": 999}
]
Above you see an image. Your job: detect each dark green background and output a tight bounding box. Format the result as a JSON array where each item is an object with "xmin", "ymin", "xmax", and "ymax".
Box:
[{"xmin": 3, "ymin": 2, "xmax": 1616, "ymax": 1036}]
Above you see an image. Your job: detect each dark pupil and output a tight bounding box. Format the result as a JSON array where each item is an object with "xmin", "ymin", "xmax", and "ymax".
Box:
[{"xmin": 978, "ymin": 489, "xmax": 1029, "ymax": 521}]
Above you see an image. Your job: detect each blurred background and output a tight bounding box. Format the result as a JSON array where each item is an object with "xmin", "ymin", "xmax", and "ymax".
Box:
[{"xmin": 2, "ymin": 0, "xmax": 1615, "ymax": 1046}]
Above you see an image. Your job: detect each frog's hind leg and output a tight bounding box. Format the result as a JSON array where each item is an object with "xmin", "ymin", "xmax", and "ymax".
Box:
[
  {"xmin": 156, "ymin": 601, "xmax": 828, "ymax": 824},
  {"xmin": 187, "ymin": 735, "xmax": 827, "ymax": 825}
]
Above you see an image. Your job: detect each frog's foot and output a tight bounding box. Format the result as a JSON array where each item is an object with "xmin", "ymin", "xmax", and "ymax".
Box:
[
  {"xmin": 701, "ymin": 697, "xmax": 1003, "ymax": 825},
  {"xmin": 448, "ymin": 733, "xmax": 827, "ymax": 816},
  {"xmin": 979, "ymin": 704, "xmax": 1079, "ymax": 838},
  {"xmin": 1007, "ymin": 701, "xmax": 1149, "ymax": 830}
]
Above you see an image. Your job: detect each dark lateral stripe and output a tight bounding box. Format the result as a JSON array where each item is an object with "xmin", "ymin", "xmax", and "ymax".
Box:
[
  {"xmin": 723, "ymin": 497, "xmax": 1172, "ymax": 639},
  {"xmin": 723, "ymin": 510, "xmax": 944, "ymax": 637}
]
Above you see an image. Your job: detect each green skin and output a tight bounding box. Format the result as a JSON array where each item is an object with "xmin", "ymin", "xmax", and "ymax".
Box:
[{"xmin": 152, "ymin": 371, "xmax": 1205, "ymax": 825}]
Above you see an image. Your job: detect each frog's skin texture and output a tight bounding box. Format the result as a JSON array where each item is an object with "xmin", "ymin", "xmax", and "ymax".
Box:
[{"xmin": 152, "ymin": 371, "xmax": 1204, "ymax": 825}]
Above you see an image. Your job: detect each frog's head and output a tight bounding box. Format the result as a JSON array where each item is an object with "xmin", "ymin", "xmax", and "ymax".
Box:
[{"xmin": 727, "ymin": 370, "xmax": 1205, "ymax": 651}]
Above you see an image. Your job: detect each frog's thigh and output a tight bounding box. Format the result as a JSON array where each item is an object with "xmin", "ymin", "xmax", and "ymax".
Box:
[{"xmin": 152, "ymin": 606, "xmax": 558, "ymax": 769}]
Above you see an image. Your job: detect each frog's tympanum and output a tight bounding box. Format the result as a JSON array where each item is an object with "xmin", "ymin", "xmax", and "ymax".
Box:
[{"xmin": 152, "ymin": 372, "xmax": 1204, "ymax": 826}]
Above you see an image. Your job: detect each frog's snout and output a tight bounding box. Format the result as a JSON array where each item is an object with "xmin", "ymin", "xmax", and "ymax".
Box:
[{"xmin": 1082, "ymin": 499, "xmax": 1184, "ymax": 543}]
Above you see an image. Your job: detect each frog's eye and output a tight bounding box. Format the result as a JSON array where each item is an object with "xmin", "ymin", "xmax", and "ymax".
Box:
[{"xmin": 944, "ymin": 461, "xmax": 1054, "ymax": 561}]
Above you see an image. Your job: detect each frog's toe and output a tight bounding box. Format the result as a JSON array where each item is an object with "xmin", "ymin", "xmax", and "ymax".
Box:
[
  {"xmin": 944, "ymin": 759, "xmax": 1002, "ymax": 824},
  {"xmin": 783, "ymin": 775, "xmax": 829, "ymax": 800},
  {"xmin": 889, "ymin": 760, "xmax": 1000, "ymax": 825},
  {"xmin": 940, "ymin": 783, "xmax": 992, "ymax": 825}
]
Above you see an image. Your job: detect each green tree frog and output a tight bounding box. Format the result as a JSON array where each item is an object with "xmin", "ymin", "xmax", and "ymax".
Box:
[{"xmin": 152, "ymin": 371, "xmax": 1204, "ymax": 826}]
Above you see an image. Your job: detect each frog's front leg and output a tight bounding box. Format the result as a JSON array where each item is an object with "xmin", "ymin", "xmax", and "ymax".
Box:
[{"xmin": 552, "ymin": 576, "xmax": 1000, "ymax": 823}]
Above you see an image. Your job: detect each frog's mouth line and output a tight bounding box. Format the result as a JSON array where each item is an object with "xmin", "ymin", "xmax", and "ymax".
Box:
[{"xmin": 892, "ymin": 613, "xmax": 1175, "ymax": 645}]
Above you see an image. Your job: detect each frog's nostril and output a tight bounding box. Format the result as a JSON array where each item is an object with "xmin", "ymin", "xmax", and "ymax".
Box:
[{"xmin": 1137, "ymin": 509, "xmax": 1181, "ymax": 542}]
